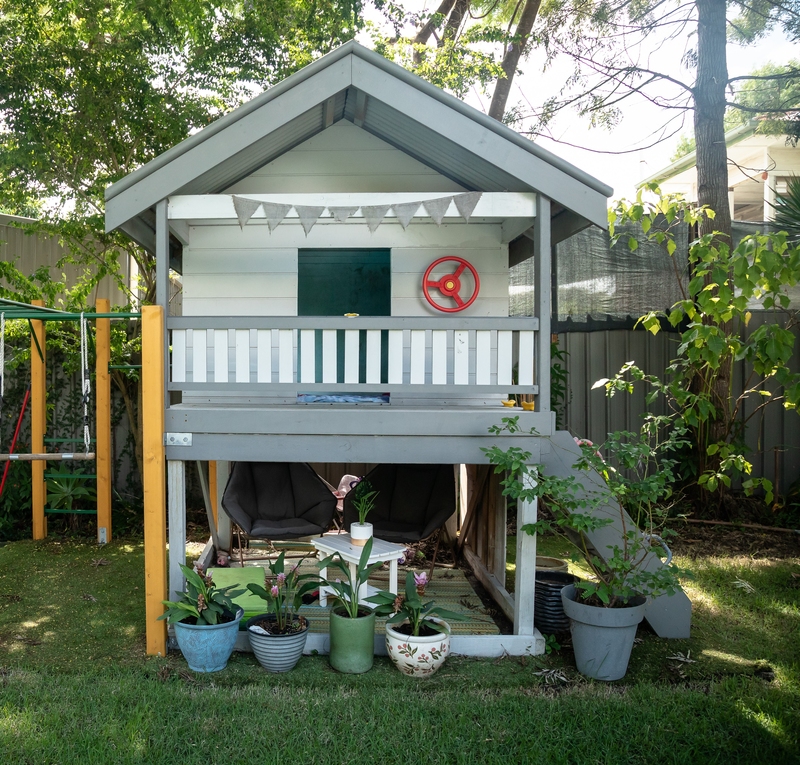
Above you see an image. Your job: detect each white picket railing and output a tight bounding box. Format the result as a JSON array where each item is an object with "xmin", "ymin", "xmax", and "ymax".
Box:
[{"xmin": 167, "ymin": 316, "xmax": 540, "ymax": 396}]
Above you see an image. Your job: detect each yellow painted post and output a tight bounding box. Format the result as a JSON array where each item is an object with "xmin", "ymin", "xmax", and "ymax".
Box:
[
  {"xmin": 95, "ymin": 299, "xmax": 112, "ymax": 544},
  {"xmin": 142, "ymin": 305, "xmax": 167, "ymax": 656},
  {"xmin": 208, "ymin": 461, "xmax": 218, "ymax": 526},
  {"xmin": 31, "ymin": 299, "xmax": 46, "ymax": 540}
]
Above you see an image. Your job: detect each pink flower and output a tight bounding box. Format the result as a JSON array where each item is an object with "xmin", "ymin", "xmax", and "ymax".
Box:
[
  {"xmin": 414, "ymin": 571, "xmax": 428, "ymax": 594},
  {"xmin": 276, "ymin": 572, "xmax": 287, "ymax": 585},
  {"xmin": 270, "ymin": 585, "xmax": 279, "ymax": 598}
]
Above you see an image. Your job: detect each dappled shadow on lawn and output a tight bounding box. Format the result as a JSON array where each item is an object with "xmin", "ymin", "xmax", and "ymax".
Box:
[{"xmin": 0, "ymin": 539, "xmax": 147, "ymax": 670}]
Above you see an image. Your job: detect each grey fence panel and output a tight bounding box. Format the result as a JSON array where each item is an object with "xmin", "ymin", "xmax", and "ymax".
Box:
[
  {"xmin": 559, "ymin": 321, "xmax": 800, "ymax": 495},
  {"xmin": 0, "ymin": 217, "xmax": 131, "ymax": 307}
]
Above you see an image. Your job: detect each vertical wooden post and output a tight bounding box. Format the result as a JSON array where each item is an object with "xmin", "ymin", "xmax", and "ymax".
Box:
[
  {"xmin": 534, "ymin": 195, "xmax": 552, "ymax": 418},
  {"xmin": 95, "ymin": 299, "xmax": 112, "ymax": 543},
  {"xmin": 31, "ymin": 300, "xmax": 46, "ymax": 540},
  {"xmin": 142, "ymin": 305, "xmax": 167, "ymax": 656},
  {"xmin": 208, "ymin": 460, "xmax": 218, "ymax": 526},
  {"xmin": 513, "ymin": 467, "xmax": 537, "ymax": 635},
  {"xmin": 215, "ymin": 460, "xmax": 232, "ymax": 552},
  {"xmin": 168, "ymin": 460, "xmax": 186, "ymax": 602}
]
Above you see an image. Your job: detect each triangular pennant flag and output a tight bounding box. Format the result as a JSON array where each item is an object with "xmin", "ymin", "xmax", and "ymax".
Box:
[
  {"xmin": 453, "ymin": 192, "xmax": 483, "ymax": 223},
  {"xmin": 392, "ymin": 201, "xmax": 421, "ymax": 230},
  {"xmin": 328, "ymin": 206, "xmax": 359, "ymax": 223},
  {"xmin": 362, "ymin": 204, "xmax": 391, "ymax": 233},
  {"xmin": 422, "ymin": 196, "xmax": 453, "ymax": 226},
  {"xmin": 294, "ymin": 205, "xmax": 326, "ymax": 236},
  {"xmin": 261, "ymin": 202, "xmax": 292, "ymax": 232},
  {"xmin": 231, "ymin": 195, "xmax": 262, "ymax": 229}
]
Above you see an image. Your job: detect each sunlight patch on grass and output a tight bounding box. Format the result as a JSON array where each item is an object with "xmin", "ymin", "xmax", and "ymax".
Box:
[
  {"xmin": 700, "ymin": 648, "xmax": 753, "ymax": 667},
  {"xmin": 682, "ymin": 584, "xmax": 722, "ymax": 616}
]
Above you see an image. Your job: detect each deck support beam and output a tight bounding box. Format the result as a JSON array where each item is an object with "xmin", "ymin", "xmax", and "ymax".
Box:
[{"xmin": 143, "ymin": 305, "xmax": 167, "ymax": 656}]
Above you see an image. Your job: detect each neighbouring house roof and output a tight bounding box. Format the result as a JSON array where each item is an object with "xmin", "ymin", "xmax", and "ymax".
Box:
[
  {"xmin": 105, "ymin": 40, "xmax": 612, "ymax": 250},
  {"xmin": 641, "ymin": 122, "xmax": 761, "ymax": 187},
  {"xmin": 641, "ymin": 121, "xmax": 800, "ymax": 222}
]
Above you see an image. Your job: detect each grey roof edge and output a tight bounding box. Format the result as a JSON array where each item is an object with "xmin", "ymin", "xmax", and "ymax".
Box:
[
  {"xmin": 640, "ymin": 120, "xmax": 759, "ymax": 187},
  {"xmin": 105, "ymin": 40, "xmax": 612, "ymax": 204}
]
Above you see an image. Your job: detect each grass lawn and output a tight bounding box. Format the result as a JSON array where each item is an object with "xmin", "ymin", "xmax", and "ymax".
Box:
[{"xmin": 0, "ymin": 535, "xmax": 798, "ymax": 765}]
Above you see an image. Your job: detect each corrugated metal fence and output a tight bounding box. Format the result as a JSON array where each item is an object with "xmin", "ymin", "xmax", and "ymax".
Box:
[
  {"xmin": 0, "ymin": 215, "xmax": 130, "ymax": 306},
  {"xmin": 558, "ymin": 314, "xmax": 800, "ymax": 495}
]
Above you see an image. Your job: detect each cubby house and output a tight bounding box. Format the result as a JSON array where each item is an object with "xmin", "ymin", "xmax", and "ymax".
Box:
[{"xmin": 106, "ymin": 41, "xmax": 634, "ymax": 657}]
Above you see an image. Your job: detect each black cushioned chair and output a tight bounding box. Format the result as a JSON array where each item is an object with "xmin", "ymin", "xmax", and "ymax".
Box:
[
  {"xmin": 343, "ymin": 464, "xmax": 455, "ymax": 553},
  {"xmin": 221, "ymin": 462, "xmax": 337, "ymax": 561}
]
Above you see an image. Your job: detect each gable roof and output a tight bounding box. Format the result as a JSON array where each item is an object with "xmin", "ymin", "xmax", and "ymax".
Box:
[{"xmin": 105, "ymin": 40, "xmax": 612, "ymax": 247}]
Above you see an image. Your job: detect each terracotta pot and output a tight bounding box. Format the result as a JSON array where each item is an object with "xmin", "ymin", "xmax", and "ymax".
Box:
[{"xmin": 385, "ymin": 618, "xmax": 451, "ymax": 678}]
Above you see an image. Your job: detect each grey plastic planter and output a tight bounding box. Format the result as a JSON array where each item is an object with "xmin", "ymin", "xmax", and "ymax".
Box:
[
  {"xmin": 561, "ymin": 585, "xmax": 646, "ymax": 681},
  {"xmin": 173, "ymin": 608, "xmax": 244, "ymax": 673},
  {"xmin": 246, "ymin": 614, "xmax": 310, "ymax": 673}
]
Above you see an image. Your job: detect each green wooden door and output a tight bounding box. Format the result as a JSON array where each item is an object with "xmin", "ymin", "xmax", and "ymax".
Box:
[{"xmin": 298, "ymin": 249, "xmax": 391, "ymax": 384}]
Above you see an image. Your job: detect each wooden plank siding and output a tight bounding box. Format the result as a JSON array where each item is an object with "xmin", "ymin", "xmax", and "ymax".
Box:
[
  {"xmin": 559, "ymin": 317, "xmax": 800, "ymax": 494},
  {"xmin": 225, "ymin": 121, "xmax": 465, "ymax": 195}
]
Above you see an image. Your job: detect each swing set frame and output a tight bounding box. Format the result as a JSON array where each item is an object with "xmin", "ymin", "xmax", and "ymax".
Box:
[{"xmin": 0, "ymin": 297, "xmax": 140, "ymax": 544}]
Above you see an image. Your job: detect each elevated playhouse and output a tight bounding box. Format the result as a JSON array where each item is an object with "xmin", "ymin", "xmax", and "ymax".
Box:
[{"xmin": 105, "ymin": 41, "xmax": 691, "ymax": 656}]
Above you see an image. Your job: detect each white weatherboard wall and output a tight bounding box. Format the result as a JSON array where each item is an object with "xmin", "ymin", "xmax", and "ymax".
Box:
[
  {"xmin": 225, "ymin": 121, "xmax": 466, "ymax": 195},
  {"xmin": 179, "ymin": 121, "xmax": 513, "ymax": 404}
]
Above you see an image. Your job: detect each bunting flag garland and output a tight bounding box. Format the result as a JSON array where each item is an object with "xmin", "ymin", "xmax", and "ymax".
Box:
[
  {"xmin": 362, "ymin": 204, "xmax": 391, "ymax": 233},
  {"xmin": 232, "ymin": 195, "xmax": 262, "ymax": 229},
  {"xmin": 228, "ymin": 193, "xmax": 485, "ymax": 232},
  {"xmin": 328, "ymin": 206, "xmax": 359, "ymax": 223},
  {"xmin": 294, "ymin": 205, "xmax": 326, "ymax": 236},
  {"xmin": 261, "ymin": 202, "xmax": 292, "ymax": 232},
  {"xmin": 392, "ymin": 201, "xmax": 421, "ymax": 230},
  {"xmin": 422, "ymin": 196, "xmax": 453, "ymax": 226},
  {"xmin": 453, "ymin": 192, "xmax": 482, "ymax": 223}
]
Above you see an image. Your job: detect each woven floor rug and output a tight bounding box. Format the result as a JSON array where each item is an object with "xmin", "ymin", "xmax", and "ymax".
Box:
[{"xmin": 210, "ymin": 561, "xmax": 499, "ymax": 636}]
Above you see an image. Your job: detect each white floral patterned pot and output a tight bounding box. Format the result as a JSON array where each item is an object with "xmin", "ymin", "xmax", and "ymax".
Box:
[{"xmin": 385, "ymin": 618, "xmax": 451, "ymax": 678}]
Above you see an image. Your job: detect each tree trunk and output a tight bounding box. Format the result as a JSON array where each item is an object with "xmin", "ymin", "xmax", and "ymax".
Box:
[
  {"xmin": 693, "ymin": 0, "xmax": 731, "ymax": 242},
  {"xmin": 692, "ymin": 0, "xmax": 732, "ymax": 498},
  {"xmin": 488, "ymin": 0, "xmax": 543, "ymax": 122}
]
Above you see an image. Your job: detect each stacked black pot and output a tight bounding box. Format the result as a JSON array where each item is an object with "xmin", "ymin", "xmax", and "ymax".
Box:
[{"xmin": 534, "ymin": 571, "xmax": 577, "ymax": 634}]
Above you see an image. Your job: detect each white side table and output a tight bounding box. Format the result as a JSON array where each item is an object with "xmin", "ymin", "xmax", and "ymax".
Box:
[{"xmin": 311, "ymin": 534, "xmax": 406, "ymax": 606}]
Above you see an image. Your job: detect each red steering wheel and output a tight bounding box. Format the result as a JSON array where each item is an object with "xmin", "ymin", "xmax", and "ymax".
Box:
[{"xmin": 422, "ymin": 256, "xmax": 480, "ymax": 313}]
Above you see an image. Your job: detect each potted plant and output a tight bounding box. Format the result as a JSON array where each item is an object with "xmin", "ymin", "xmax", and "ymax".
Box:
[
  {"xmin": 483, "ymin": 417, "xmax": 686, "ymax": 681},
  {"xmin": 367, "ymin": 570, "xmax": 467, "ymax": 677},
  {"xmin": 245, "ymin": 552, "xmax": 319, "ymax": 673},
  {"xmin": 318, "ymin": 537, "xmax": 383, "ymax": 673},
  {"xmin": 349, "ymin": 478, "xmax": 377, "ymax": 547},
  {"xmin": 158, "ymin": 563, "xmax": 245, "ymax": 673}
]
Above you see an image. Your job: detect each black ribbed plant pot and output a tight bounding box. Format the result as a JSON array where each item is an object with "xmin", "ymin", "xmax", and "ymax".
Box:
[{"xmin": 534, "ymin": 571, "xmax": 577, "ymax": 634}]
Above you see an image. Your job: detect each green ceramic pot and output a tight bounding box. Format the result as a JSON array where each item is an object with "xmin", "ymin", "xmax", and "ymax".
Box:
[{"xmin": 329, "ymin": 606, "xmax": 376, "ymax": 674}]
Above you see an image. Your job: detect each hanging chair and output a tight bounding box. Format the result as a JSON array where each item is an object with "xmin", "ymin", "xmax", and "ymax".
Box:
[
  {"xmin": 221, "ymin": 462, "xmax": 338, "ymax": 562},
  {"xmin": 342, "ymin": 463, "xmax": 455, "ymax": 547}
]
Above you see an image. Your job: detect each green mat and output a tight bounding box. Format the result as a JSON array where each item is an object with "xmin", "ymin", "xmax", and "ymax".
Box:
[{"xmin": 209, "ymin": 565, "xmax": 499, "ymax": 635}]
